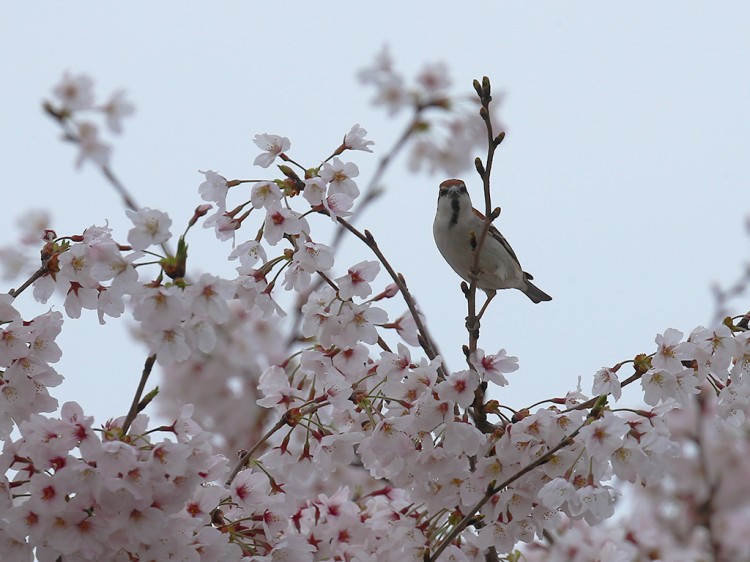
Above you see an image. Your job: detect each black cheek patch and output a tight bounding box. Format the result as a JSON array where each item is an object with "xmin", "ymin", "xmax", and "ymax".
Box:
[{"xmin": 449, "ymin": 198, "xmax": 460, "ymax": 227}]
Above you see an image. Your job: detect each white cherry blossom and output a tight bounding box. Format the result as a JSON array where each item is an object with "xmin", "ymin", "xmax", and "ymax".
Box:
[
  {"xmin": 125, "ymin": 207, "xmax": 172, "ymax": 250},
  {"xmin": 252, "ymin": 133, "xmax": 290, "ymax": 168}
]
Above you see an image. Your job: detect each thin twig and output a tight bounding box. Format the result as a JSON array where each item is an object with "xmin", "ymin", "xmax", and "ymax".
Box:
[
  {"xmin": 330, "ymin": 113, "xmax": 421, "ymax": 246},
  {"xmin": 466, "ymin": 77, "xmax": 500, "ymax": 354},
  {"xmin": 8, "ymin": 266, "xmax": 46, "ymax": 298},
  {"xmin": 225, "ymin": 418, "xmax": 287, "ymax": 486},
  {"xmin": 101, "ymin": 164, "xmax": 140, "ymax": 212},
  {"xmin": 465, "ymin": 77, "xmax": 503, "ymax": 437},
  {"xmin": 225, "ymin": 401, "xmax": 326, "ymax": 486},
  {"xmin": 428, "ymin": 398, "xmax": 606, "ymax": 562},
  {"xmin": 47, "ymin": 106, "xmax": 175, "ymax": 257},
  {"xmin": 286, "ymin": 113, "xmax": 423, "ymax": 346},
  {"xmin": 693, "ymin": 391, "xmax": 722, "ymax": 561},
  {"xmin": 122, "ymin": 354, "xmax": 157, "ymax": 434},
  {"xmin": 563, "ymin": 370, "xmax": 644, "ymax": 413},
  {"xmin": 336, "ymin": 217, "xmax": 447, "ymax": 378}
]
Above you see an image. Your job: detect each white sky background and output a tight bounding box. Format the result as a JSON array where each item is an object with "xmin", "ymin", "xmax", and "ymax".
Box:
[{"xmin": 2, "ymin": 3, "xmax": 749, "ymax": 426}]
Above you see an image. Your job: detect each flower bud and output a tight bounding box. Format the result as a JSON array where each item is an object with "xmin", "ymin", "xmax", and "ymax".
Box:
[{"xmin": 188, "ymin": 204, "xmax": 213, "ymax": 227}]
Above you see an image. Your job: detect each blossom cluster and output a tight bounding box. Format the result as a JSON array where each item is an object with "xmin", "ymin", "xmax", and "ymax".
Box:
[
  {"xmin": 0, "ymin": 210, "xmax": 51, "ymax": 282},
  {"xmin": 46, "ymin": 71, "xmax": 134, "ymax": 169},
  {"xmin": 358, "ymin": 45, "xmax": 503, "ymax": 176},
  {"xmin": 525, "ymin": 326, "xmax": 750, "ymax": 562},
  {"xmin": 0, "ymin": 296, "xmax": 62, "ymax": 441},
  {"xmin": 156, "ymin": 304, "xmax": 284, "ymax": 457},
  {"xmin": 1, "ymin": 402, "xmax": 241, "ymax": 562},
  {"xmin": 2, "ymin": 61, "xmax": 749, "ymax": 562}
]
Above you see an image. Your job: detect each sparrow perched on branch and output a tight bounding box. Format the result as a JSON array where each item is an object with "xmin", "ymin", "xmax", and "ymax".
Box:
[{"xmin": 433, "ymin": 178, "xmax": 551, "ymax": 304}]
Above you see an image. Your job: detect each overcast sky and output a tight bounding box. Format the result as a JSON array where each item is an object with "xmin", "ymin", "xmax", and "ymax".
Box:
[{"xmin": 2, "ymin": 3, "xmax": 749, "ymax": 424}]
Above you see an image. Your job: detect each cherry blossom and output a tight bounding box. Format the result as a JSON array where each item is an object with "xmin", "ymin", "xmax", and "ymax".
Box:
[
  {"xmin": 470, "ymin": 347, "xmax": 518, "ymax": 387},
  {"xmin": 320, "ymin": 157, "xmax": 360, "ymax": 199},
  {"xmin": 302, "ymin": 176, "xmax": 326, "ymax": 206},
  {"xmin": 198, "ymin": 169, "xmax": 229, "ymax": 208},
  {"xmin": 263, "ymin": 203, "xmax": 309, "ymax": 245},
  {"xmin": 578, "ymin": 413, "xmax": 630, "ymax": 459},
  {"xmin": 592, "ymin": 367, "xmax": 622, "ymax": 400},
  {"xmin": 653, "ymin": 327, "xmax": 688, "ymax": 372},
  {"xmin": 250, "ymin": 181, "xmax": 283, "ymax": 209},
  {"xmin": 231, "ymin": 470, "xmax": 279, "ymax": 511},
  {"xmin": 417, "ymin": 61, "xmax": 451, "ymax": 94},
  {"xmin": 252, "ymin": 133, "xmax": 290, "ymax": 168},
  {"xmin": 335, "ymin": 260, "xmax": 380, "ymax": 300},
  {"xmin": 183, "ymin": 273, "xmax": 233, "ymax": 323},
  {"xmin": 358, "ymin": 46, "xmax": 408, "ymax": 116},
  {"xmin": 4, "ymin": 59, "xmax": 750, "ymax": 562},
  {"xmin": 53, "ymin": 71, "xmax": 95, "ymax": 110},
  {"xmin": 435, "ymin": 369, "xmax": 479, "ymax": 408},
  {"xmin": 125, "ymin": 207, "xmax": 172, "ymax": 250},
  {"xmin": 333, "ymin": 302, "xmax": 388, "ymax": 347},
  {"xmin": 100, "ymin": 89, "xmax": 134, "ymax": 134},
  {"xmin": 641, "ymin": 368, "xmax": 678, "ymax": 406},
  {"xmin": 343, "ymin": 123, "xmax": 375, "ymax": 152},
  {"xmin": 15, "ymin": 210, "xmax": 50, "ymax": 246},
  {"xmin": 74, "ymin": 122, "xmax": 111, "ymax": 168},
  {"xmin": 0, "ymin": 247, "xmax": 28, "ymax": 281},
  {"xmin": 322, "ymin": 192, "xmax": 354, "ymax": 222},
  {"xmin": 227, "ymin": 239, "xmax": 267, "ymax": 268}
]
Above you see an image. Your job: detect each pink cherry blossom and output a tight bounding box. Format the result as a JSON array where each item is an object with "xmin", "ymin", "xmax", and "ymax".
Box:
[
  {"xmin": 263, "ymin": 203, "xmax": 309, "ymax": 245},
  {"xmin": 232, "ymin": 470, "xmax": 278, "ymax": 511},
  {"xmin": 228, "ymin": 239, "xmax": 267, "ymax": 267},
  {"xmin": 100, "ymin": 89, "xmax": 134, "ymax": 133},
  {"xmin": 74, "ymin": 122, "xmax": 111, "ymax": 168},
  {"xmin": 322, "ymin": 192, "xmax": 354, "ymax": 222},
  {"xmin": 183, "ymin": 273, "xmax": 233, "ymax": 323},
  {"xmin": 251, "ymin": 181, "xmax": 283, "ymax": 209},
  {"xmin": 653, "ymin": 328, "xmax": 687, "ymax": 373},
  {"xmin": 8, "ymin": 61, "xmax": 750, "ymax": 562},
  {"xmin": 198, "ymin": 169, "xmax": 229, "ymax": 207},
  {"xmin": 252, "ymin": 133, "xmax": 290, "ymax": 168},
  {"xmin": 343, "ymin": 124, "xmax": 374, "ymax": 152},
  {"xmin": 470, "ymin": 347, "xmax": 518, "ymax": 387},
  {"xmin": 320, "ymin": 157, "xmax": 360, "ymax": 198},
  {"xmin": 53, "ymin": 71, "xmax": 94, "ymax": 110},
  {"xmin": 435, "ymin": 369, "xmax": 479, "ymax": 408},
  {"xmin": 125, "ymin": 207, "xmax": 172, "ymax": 250},
  {"xmin": 335, "ymin": 260, "xmax": 380, "ymax": 300},
  {"xmin": 592, "ymin": 367, "xmax": 622, "ymax": 400},
  {"xmin": 302, "ymin": 176, "xmax": 326, "ymax": 206},
  {"xmin": 416, "ymin": 61, "xmax": 451, "ymax": 94}
]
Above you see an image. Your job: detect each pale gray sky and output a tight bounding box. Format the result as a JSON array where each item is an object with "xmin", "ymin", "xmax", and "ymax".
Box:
[{"xmin": 2, "ymin": 3, "xmax": 749, "ymax": 424}]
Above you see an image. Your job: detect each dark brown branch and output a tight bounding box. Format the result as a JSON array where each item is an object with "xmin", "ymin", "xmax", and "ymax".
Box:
[
  {"xmin": 336, "ymin": 217, "xmax": 447, "ymax": 378},
  {"xmin": 8, "ymin": 266, "xmax": 46, "ymax": 299},
  {"xmin": 466, "ymin": 76, "xmax": 501, "ymax": 355},
  {"xmin": 286, "ymin": 113, "xmax": 424, "ymax": 347},
  {"xmin": 428, "ymin": 396, "xmax": 607, "ymax": 561},
  {"xmin": 122, "ymin": 354, "xmax": 157, "ymax": 434}
]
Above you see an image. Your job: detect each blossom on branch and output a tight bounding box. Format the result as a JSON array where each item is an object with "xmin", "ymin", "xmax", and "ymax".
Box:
[
  {"xmin": 53, "ymin": 71, "xmax": 95, "ymax": 111},
  {"xmin": 5, "ymin": 55, "xmax": 750, "ymax": 562},
  {"xmin": 125, "ymin": 207, "xmax": 172, "ymax": 250},
  {"xmin": 252, "ymin": 133, "xmax": 290, "ymax": 168},
  {"xmin": 343, "ymin": 123, "xmax": 375, "ymax": 152}
]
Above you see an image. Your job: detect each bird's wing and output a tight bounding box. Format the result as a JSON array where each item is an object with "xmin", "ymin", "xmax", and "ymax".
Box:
[
  {"xmin": 488, "ymin": 224, "xmax": 523, "ymax": 268},
  {"xmin": 472, "ymin": 207, "xmax": 524, "ymax": 268}
]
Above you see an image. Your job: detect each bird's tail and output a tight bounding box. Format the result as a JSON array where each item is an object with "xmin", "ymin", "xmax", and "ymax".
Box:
[{"xmin": 523, "ymin": 280, "xmax": 552, "ymax": 303}]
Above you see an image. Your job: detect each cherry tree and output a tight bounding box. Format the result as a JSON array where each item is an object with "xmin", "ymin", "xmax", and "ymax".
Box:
[{"xmin": 1, "ymin": 48, "xmax": 748, "ymax": 562}]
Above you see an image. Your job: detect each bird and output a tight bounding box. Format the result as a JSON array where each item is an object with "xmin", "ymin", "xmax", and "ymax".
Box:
[{"xmin": 433, "ymin": 178, "xmax": 551, "ymax": 307}]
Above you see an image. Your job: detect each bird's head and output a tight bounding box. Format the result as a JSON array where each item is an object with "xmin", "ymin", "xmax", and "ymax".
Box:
[
  {"xmin": 437, "ymin": 178, "xmax": 469, "ymax": 201},
  {"xmin": 435, "ymin": 179, "xmax": 474, "ymax": 229}
]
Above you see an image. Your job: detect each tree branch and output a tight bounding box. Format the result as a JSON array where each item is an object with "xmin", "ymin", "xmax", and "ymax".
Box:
[{"xmin": 336, "ymin": 217, "xmax": 448, "ymax": 378}]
